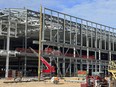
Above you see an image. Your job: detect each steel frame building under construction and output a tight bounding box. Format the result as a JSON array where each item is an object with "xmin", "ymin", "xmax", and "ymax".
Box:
[{"xmin": 0, "ymin": 7, "xmax": 116, "ymax": 78}]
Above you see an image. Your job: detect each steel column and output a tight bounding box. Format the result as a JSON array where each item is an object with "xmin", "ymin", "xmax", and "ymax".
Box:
[
  {"xmin": 24, "ymin": 9, "xmax": 28, "ymax": 76},
  {"xmin": 70, "ymin": 17, "xmax": 71, "ymax": 44},
  {"xmin": 109, "ymin": 28, "xmax": 111, "ymax": 61},
  {"xmin": 50, "ymin": 11, "xmax": 53, "ymax": 41},
  {"xmin": 104, "ymin": 27, "xmax": 106, "ymax": 50},
  {"xmin": 86, "ymin": 22, "xmax": 89, "ymax": 72},
  {"xmin": 75, "ymin": 59, "xmax": 77, "ymax": 76},
  {"xmin": 57, "ymin": 13, "xmax": 59, "ymax": 43},
  {"xmin": 57, "ymin": 57, "xmax": 59, "ymax": 76},
  {"xmin": 5, "ymin": 9, "xmax": 11, "ymax": 78},
  {"xmin": 80, "ymin": 59, "xmax": 82, "ymax": 71},
  {"xmin": 91, "ymin": 23, "xmax": 93, "ymax": 48},
  {"xmin": 63, "ymin": 58, "xmax": 65, "ymax": 77},
  {"xmin": 69, "ymin": 59, "xmax": 71, "ymax": 77}
]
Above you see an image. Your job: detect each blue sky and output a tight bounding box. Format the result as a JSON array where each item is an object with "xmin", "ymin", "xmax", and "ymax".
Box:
[{"xmin": 0, "ymin": 0, "xmax": 116, "ymax": 27}]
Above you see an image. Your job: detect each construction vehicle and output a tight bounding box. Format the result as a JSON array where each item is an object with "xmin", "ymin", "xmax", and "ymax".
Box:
[
  {"xmin": 85, "ymin": 61, "xmax": 116, "ymax": 87},
  {"xmin": 108, "ymin": 61, "xmax": 116, "ymax": 80},
  {"xmin": 16, "ymin": 47, "xmax": 55, "ymax": 76},
  {"xmin": 86, "ymin": 72, "xmax": 108, "ymax": 87},
  {"xmin": 29, "ymin": 47, "xmax": 55, "ymax": 74},
  {"xmin": 29, "ymin": 47, "xmax": 60, "ymax": 84},
  {"xmin": 108, "ymin": 61, "xmax": 116, "ymax": 87}
]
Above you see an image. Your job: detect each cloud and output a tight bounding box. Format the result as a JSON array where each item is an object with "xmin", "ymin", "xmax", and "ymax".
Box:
[
  {"xmin": 61, "ymin": 0, "xmax": 116, "ymax": 27},
  {"xmin": 0, "ymin": 0, "xmax": 115, "ymax": 27},
  {"xmin": 40, "ymin": 0, "xmax": 116, "ymax": 27},
  {"xmin": 0, "ymin": 0, "xmax": 40, "ymax": 10},
  {"xmin": 40, "ymin": 0, "xmax": 80, "ymax": 10}
]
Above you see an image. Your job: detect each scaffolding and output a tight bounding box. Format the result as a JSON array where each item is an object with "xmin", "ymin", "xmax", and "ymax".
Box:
[{"xmin": 0, "ymin": 7, "xmax": 116, "ymax": 77}]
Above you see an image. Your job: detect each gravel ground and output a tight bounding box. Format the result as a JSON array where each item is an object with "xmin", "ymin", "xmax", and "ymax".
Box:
[{"xmin": 0, "ymin": 79, "xmax": 81, "ymax": 87}]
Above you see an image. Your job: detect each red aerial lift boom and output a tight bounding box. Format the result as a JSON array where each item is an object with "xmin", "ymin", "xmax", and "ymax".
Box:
[
  {"xmin": 29, "ymin": 47, "xmax": 55, "ymax": 74},
  {"xmin": 40, "ymin": 56, "xmax": 55, "ymax": 73}
]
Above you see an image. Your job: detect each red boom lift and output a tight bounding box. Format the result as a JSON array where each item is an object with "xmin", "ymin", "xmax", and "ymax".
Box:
[{"xmin": 29, "ymin": 47, "xmax": 55, "ymax": 74}]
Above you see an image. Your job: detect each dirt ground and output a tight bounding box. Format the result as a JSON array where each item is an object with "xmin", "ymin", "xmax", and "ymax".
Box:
[{"xmin": 0, "ymin": 78, "xmax": 81, "ymax": 87}]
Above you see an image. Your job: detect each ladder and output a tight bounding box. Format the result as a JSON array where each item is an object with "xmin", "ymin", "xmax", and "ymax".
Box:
[{"xmin": 108, "ymin": 61, "xmax": 116, "ymax": 79}]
